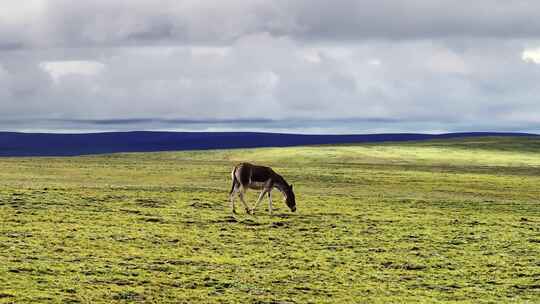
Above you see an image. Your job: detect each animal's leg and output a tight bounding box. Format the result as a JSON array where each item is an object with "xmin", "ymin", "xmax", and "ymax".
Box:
[
  {"xmin": 229, "ymin": 179, "xmax": 240, "ymax": 214},
  {"xmin": 229, "ymin": 178, "xmax": 237, "ymax": 197},
  {"xmin": 268, "ymin": 191, "xmax": 273, "ymax": 215},
  {"xmin": 238, "ymin": 190, "xmax": 251, "ymax": 214},
  {"xmin": 229, "ymin": 186, "xmax": 238, "ymax": 214},
  {"xmin": 251, "ymin": 189, "xmax": 267, "ymax": 214}
]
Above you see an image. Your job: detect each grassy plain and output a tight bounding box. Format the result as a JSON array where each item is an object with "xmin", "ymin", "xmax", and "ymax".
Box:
[{"xmin": 0, "ymin": 136, "xmax": 539, "ymax": 303}]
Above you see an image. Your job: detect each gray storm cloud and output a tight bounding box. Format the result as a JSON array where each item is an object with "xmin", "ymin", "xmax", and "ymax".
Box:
[
  {"xmin": 4, "ymin": 0, "xmax": 540, "ymax": 47},
  {"xmin": 1, "ymin": 1, "xmax": 540, "ymax": 132}
]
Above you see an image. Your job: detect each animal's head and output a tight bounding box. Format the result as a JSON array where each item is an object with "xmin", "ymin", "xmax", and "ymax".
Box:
[{"xmin": 284, "ymin": 184, "xmax": 296, "ymax": 212}]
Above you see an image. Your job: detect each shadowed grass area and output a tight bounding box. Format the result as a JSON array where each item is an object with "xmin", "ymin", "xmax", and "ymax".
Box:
[{"xmin": 0, "ymin": 136, "xmax": 539, "ymax": 303}]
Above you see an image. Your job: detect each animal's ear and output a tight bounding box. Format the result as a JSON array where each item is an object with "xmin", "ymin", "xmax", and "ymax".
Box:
[{"xmin": 290, "ymin": 184, "xmax": 293, "ymax": 190}]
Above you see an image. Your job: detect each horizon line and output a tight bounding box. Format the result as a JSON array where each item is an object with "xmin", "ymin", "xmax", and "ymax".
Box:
[{"xmin": 1, "ymin": 130, "xmax": 539, "ymax": 136}]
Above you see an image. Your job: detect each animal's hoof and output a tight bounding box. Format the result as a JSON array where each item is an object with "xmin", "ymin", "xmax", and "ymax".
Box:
[
  {"xmin": 231, "ymin": 209, "xmax": 237, "ymax": 214},
  {"xmin": 247, "ymin": 208, "xmax": 254, "ymax": 215}
]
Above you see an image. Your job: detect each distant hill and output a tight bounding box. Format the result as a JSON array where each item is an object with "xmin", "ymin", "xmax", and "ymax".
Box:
[{"xmin": 0, "ymin": 131, "xmax": 537, "ymax": 157}]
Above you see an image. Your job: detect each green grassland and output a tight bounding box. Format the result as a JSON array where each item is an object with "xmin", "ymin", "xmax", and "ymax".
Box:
[{"xmin": 0, "ymin": 136, "xmax": 539, "ymax": 303}]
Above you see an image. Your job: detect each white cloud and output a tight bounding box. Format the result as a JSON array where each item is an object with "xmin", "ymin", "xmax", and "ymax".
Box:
[
  {"xmin": 522, "ymin": 48, "xmax": 540, "ymax": 64},
  {"xmin": 0, "ymin": 39, "xmax": 537, "ymax": 127},
  {"xmin": 256, "ymin": 71, "xmax": 280, "ymax": 91},
  {"xmin": 0, "ymin": 0, "xmax": 45, "ymax": 25},
  {"xmin": 0, "ymin": 64, "xmax": 11, "ymax": 99},
  {"xmin": 367, "ymin": 59, "xmax": 381, "ymax": 66},
  {"xmin": 426, "ymin": 49, "xmax": 468, "ymax": 74},
  {"xmin": 39, "ymin": 61, "xmax": 105, "ymax": 83},
  {"xmin": 301, "ymin": 49, "xmax": 322, "ymax": 63}
]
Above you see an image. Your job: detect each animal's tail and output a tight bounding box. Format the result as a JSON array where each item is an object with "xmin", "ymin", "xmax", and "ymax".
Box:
[{"xmin": 229, "ymin": 166, "xmax": 238, "ymax": 196}]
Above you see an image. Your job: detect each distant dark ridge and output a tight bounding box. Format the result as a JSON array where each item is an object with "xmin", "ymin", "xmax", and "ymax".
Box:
[{"xmin": 0, "ymin": 131, "xmax": 537, "ymax": 157}]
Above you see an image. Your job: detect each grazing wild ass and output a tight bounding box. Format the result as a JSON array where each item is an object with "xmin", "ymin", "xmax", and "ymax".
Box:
[{"xmin": 229, "ymin": 163, "xmax": 296, "ymax": 215}]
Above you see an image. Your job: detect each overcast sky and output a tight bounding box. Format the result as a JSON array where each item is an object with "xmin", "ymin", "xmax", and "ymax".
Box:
[{"xmin": 1, "ymin": 0, "xmax": 540, "ymax": 133}]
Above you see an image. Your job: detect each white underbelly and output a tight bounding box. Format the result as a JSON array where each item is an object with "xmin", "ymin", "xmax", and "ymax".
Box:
[{"xmin": 247, "ymin": 182, "xmax": 267, "ymax": 189}]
